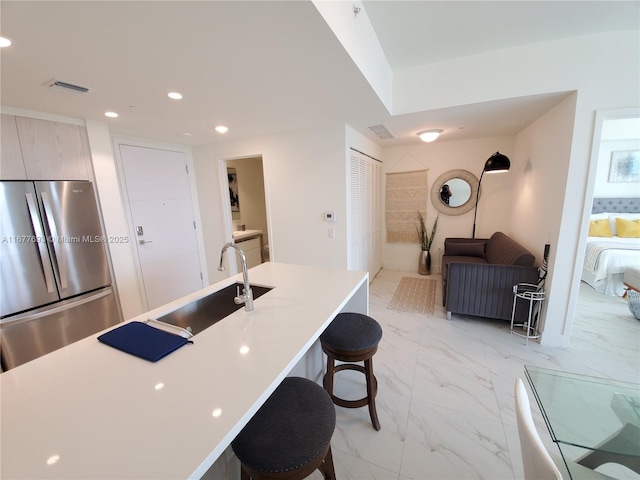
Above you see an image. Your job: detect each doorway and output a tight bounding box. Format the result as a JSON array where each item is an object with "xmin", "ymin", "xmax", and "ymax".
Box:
[
  {"xmin": 575, "ymin": 108, "xmax": 640, "ymax": 321},
  {"xmin": 223, "ymin": 156, "xmax": 270, "ymax": 268},
  {"xmin": 117, "ymin": 143, "xmax": 205, "ymax": 310}
]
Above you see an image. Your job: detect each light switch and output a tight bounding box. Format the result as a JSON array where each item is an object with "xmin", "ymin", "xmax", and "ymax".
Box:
[{"xmin": 328, "ymin": 228, "xmax": 335, "ymax": 238}]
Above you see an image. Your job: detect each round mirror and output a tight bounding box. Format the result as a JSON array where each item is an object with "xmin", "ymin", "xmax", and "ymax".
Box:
[{"xmin": 430, "ymin": 169, "xmax": 479, "ymax": 215}]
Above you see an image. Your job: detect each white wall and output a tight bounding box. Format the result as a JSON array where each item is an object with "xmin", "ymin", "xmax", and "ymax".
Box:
[
  {"xmin": 192, "ymin": 124, "xmax": 348, "ymax": 284},
  {"xmin": 84, "ymin": 121, "xmax": 146, "ymax": 320},
  {"xmin": 381, "ymin": 136, "xmax": 515, "ymax": 272},
  {"xmin": 510, "ymin": 94, "xmax": 578, "ymax": 342},
  {"xmin": 392, "ymin": 31, "xmax": 638, "ymax": 116},
  {"xmin": 593, "ymin": 117, "xmax": 640, "ymax": 198}
]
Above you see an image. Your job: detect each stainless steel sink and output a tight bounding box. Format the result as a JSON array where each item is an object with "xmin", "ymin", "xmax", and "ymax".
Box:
[{"xmin": 155, "ymin": 283, "xmax": 273, "ymax": 336}]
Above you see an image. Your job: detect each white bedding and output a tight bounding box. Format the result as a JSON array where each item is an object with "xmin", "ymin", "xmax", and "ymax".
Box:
[{"xmin": 582, "ymin": 236, "xmax": 640, "ymax": 296}]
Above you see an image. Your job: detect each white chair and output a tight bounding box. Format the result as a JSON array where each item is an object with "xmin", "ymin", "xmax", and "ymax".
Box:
[
  {"xmin": 515, "ymin": 378, "xmax": 563, "ymax": 479},
  {"xmin": 514, "ymin": 378, "xmax": 614, "ymax": 480}
]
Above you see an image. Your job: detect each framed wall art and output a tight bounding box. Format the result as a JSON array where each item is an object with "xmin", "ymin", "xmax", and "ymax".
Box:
[
  {"xmin": 227, "ymin": 167, "xmax": 240, "ymax": 214},
  {"xmin": 608, "ymin": 150, "xmax": 640, "ymax": 183}
]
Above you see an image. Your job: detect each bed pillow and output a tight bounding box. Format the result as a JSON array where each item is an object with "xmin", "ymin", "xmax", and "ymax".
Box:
[
  {"xmin": 615, "ymin": 217, "xmax": 640, "ymax": 238},
  {"xmin": 608, "ymin": 213, "xmax": 640, "ymax": 236},
  {"xmin": 588, "ymin": 219, "xmax": 612, "ymax": 237}
]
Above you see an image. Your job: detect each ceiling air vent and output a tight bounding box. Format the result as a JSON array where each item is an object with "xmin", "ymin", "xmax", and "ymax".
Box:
[
  {"xmin": 47, "ymin": 79, "xmax": 90, "ymax": 94},
  {"xmin": 368, "ymin": 124, "xmax": 395, "ymax": 139}
]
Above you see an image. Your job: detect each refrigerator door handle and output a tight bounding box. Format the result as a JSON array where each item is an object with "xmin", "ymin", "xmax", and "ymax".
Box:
[
  {"xmin": 41, "ymin": 191, "xmax": 68, "ymax": 289},
  {"xmin": 25, "ymin": 192, "xmax": 55, "ymax": 293},
  {"xmin": 0, "ymin": 287, "xmax": 113, "ymax": 326}
]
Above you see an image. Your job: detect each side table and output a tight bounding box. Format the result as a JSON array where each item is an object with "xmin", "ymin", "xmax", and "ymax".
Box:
[{"xmin": 510, "ymin": 283, "xmax": 545, "ymax": 345}]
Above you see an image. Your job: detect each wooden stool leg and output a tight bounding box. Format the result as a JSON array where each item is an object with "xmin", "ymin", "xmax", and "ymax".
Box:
[
  {"xmin": 323, "ymin": 353, "xmax": 335, "ymax": 396},
  {"xmin": 240, "ymin": 465, "xmax": 251, "ymax": 480},
  {"xmin": 365, "ymin": 357, "xmax": 381, "ymax": 431},
  {"xmin": 319, "ymin": 445, "xmax": 336, "ymax": 480}
]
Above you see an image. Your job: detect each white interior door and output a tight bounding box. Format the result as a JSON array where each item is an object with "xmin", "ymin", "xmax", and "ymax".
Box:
[{"xmin": 119, "ymin": 144, "xmax": 203, "ymax": 310}]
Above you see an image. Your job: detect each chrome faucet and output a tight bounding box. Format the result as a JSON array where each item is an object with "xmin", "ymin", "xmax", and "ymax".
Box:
[{"xmin": 218, "ymin": 242, "xmax": 254, "ymax": 311}]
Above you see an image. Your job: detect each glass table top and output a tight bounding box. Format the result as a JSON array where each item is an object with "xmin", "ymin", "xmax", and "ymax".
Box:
[{"xmin": 524, "ymin": 365, "xmax": 640, "ymax": 457}]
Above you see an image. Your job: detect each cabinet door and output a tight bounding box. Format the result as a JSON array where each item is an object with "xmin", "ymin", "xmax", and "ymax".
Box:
[
  {"xmin": 236, "ymin": 236, "xmax": 262, "ymax": 268},
  {"xmin": 0, "ymin": 115, "xmax": 27, "ymax": 179},
  {"xmin": 16, "ymin": 117, "xmax": 89, "ymax": 180}
]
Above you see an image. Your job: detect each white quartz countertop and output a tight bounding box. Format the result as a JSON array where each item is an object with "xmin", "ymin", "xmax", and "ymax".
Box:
[
  {"xmin": 232, "ymin": 229, "xmax": 262, "ymax": 241},
  {"xmin": 1, "ymin": 262, "xmax": 368, "ymax": 479}
]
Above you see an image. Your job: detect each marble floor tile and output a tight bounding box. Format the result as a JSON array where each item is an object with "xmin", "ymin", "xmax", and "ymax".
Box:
[
  {"xmin": 400, "ymin": 398, "xmax": 513, "ymax": 479},
  {"xmin": 331, "ymin": 384, "xmax": 411, "ymax": 474}
]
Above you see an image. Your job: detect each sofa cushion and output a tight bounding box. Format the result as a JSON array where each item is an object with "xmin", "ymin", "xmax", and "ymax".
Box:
[
  {"xmin": 445, "ymin": 242, "xmax": 486, "ymax": 258},
  {"xmin": 485, "ymin": 232, "xmax": 535, "ymax": 266}
]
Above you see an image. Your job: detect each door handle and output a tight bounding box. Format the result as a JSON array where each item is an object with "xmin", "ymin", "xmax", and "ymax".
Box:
[
  {"xmin": 41, "ymin": 191, "xmax": 67, "ymax": 289},
  {"xmin": 25, "ymin": 192, "xmax": 55, "ymax": 293},
  {"xmin": 139, "ymin": 239, "xmax": 153, "ymax": 245}
]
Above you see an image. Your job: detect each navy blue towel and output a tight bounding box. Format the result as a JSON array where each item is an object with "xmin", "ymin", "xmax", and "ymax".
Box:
[{"xmin": 98, "ymin": 321, "xmax": 192, "ymax": 362}]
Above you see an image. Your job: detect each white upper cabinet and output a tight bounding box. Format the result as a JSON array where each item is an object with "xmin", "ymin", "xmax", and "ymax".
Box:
[
  {"xmin": 1, "ymin": 115, "xmax": 27, "ymax": 179},
  {"xmin": 7, "ymin": 116, "xmax": 91, "ymax": 180}
]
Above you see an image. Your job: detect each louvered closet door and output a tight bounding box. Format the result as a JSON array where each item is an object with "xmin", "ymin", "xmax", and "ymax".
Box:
[{"xmin": 349, "ymin": 150, "xmax": 382, "ymax": 278}]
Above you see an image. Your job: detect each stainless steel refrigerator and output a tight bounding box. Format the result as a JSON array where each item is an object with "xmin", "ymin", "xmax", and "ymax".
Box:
[{"xmin": 0, "ymin": 181, "xmax": 121, "ymax": 370}]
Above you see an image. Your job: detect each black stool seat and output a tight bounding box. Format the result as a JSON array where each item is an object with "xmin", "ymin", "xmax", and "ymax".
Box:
[
  {"xmin": 231, "ymin": 377, "xmax": 336, "ymax": 479},
  {"xmin": 320, "ymin": 312, "xmax": 382, "ymax": 352},
  {"xmin": 320, "ymin": 312, "xmax": 383, "ymax": 431}
]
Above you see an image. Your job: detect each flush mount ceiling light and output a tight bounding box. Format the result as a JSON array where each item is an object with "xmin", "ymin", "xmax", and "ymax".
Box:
[
  {"xmin": 167, "ymin": 92, "xmax": 182, "ymax": 100},
  {"xmin": 0, "ymin": 37, "xmax": 12, "ymax": 48},
  {"xmin": 215, "ymin": 125, "xmax": 229, "ymax": 134},
  {"xmin": 104, "ymin": 111, "xmax": 119, "ymax": 118},
  {"xmin": 417, "ymin": 129, "xmax": 443, "ymax": 143}
]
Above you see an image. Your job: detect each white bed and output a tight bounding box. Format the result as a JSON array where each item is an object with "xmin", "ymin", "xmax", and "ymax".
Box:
[
  {"xmin": 582, "ymin": 236, "xmax": 640, "ymax": 296},
  {"xmin": 582, "ymin": 200, "xmax": 640, "ymax": 296}
]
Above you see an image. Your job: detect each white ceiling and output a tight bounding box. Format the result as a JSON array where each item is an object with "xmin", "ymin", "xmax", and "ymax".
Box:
[{"xmin": 1, "ymin": 1, "xmax": 637, "ymax": 148}]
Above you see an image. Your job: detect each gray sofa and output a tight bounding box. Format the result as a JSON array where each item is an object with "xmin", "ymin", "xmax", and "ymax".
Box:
[{"xmin": 442, "ymin": 232, "xmax": 538, "ymax": 322}]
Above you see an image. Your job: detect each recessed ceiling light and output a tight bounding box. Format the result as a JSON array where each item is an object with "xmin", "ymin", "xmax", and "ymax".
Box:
[
  {"xmin": 105, "ymin": 111, "xmax": 119, "ymax": 118},
  {"xmin": 168, "ymin": 92, "xmax": 182, "ymax": 100},
  {"xmin": 0, "ymin": 37, "xmax": 12, "ymax": 48},
  {"xmin": 215, "ymin": 125, "xmax": 229, "ymax": 134}
]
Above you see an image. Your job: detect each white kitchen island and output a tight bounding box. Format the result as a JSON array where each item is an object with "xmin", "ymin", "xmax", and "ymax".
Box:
[{"xmin": 0, "ymin": 262, "xmax": 369, "ymax": 479}]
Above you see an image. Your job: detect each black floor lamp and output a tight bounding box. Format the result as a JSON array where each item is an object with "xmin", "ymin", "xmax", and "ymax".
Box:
[{"xmin": 472, "ymin": 152, "xmax": 511, "ymax": 238}]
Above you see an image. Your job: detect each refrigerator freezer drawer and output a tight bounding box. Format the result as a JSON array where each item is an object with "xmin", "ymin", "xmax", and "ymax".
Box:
[{"xmin": 0, "ymin": 287, "xmax": 120, "ymax": 370}]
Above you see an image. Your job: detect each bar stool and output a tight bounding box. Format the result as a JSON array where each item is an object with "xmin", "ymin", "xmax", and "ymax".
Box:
[
  {"xmin": 231, "ymin": 377, "xmax": 336, "ymax": 480},
  {"xmin": 510, "ymin": 283, "xmax": 545, "ymax": 346},
  {"xmin": 320, "ymin": 312, "xmax": 383, "ymax": 431}
]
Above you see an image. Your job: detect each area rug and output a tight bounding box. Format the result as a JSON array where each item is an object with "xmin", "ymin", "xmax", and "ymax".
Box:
[
  {"xmin": 385, "ymin": 169, "xmax": 428, "ymax": 243},
  {"xmin": 387, "ymin": 276, "xmax": 437, "ymax": 314}
]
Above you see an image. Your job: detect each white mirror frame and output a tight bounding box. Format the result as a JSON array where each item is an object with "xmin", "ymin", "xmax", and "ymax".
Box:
[{"xmin": 430, "ymin": 169, "xmax": 479, "ymax": 216}]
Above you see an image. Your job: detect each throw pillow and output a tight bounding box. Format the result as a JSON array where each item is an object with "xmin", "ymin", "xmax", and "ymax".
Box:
[
  {"xmin": 445, "ymin": 242, "xmax": 485, "ymax": 258},
  {"xmin": 616, "ymin": 217, "xmax": 640, "ymax": 238},
  {"xmin": 588, "ymin": 219, "xmax": 612, "ymax": 237}
]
